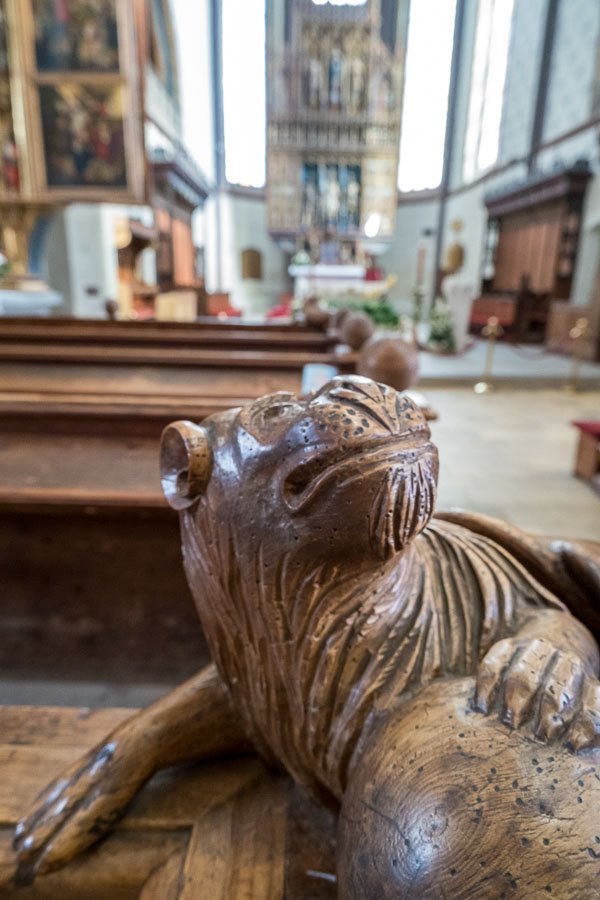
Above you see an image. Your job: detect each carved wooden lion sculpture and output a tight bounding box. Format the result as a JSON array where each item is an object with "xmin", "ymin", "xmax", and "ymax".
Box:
[{"xmin": 14, "ymin": 376, "xmax": 600, "ymax": 895}]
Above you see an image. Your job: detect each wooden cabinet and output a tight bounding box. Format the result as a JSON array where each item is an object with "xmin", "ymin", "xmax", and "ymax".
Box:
[{"xmin": 482, "ymin": 164, "xmax": 591, "ymax": 342}]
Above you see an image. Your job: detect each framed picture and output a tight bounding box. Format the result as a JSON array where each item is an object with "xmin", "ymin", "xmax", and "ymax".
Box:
[
  {"xmin": 39, "ymin": 83, "xmax": 126, "ymax": 187},
  {"xmin": 32, "ymin": 0, "xmax": 119, "ymax": 73},
  {"xmin": 0, "ymin": 0, "xmax": 144, "ymax": 203}
]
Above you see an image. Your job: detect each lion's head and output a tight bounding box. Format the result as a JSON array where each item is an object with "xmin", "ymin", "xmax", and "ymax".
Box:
[
  {"xmin": 159, "ymin": 377, "xmax": 439, "ymax": 794},
  {"xmin": 160, "ymin": 376, "xmax": 438, "ymax": 565}
]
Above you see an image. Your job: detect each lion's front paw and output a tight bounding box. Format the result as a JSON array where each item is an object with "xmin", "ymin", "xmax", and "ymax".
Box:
[
  {"xmin": 474, "ymin": 638, "xmax": 592, "ymax": 744},
  {"xmin": 13, "ymin": 739, "xmax": 149, "ymax": 885},
  {"xmin": 567, "ymin": 678, "xmax": 600, "ymax": 751}
]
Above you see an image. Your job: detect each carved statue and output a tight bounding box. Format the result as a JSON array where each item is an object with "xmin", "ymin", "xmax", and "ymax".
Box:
[
  {"xmin": 301, "ymin": 174, "xmax": 317, "ymax": 229},
  {"xmin": 305, "ymin": 33, "xmax": 325, "ymax": 110},
  {"xmin": 346, "ymin": 170, "xmax": 360, "ymax": 229},
  {"xmin": 324, "ymin": 167, "xmax": 341, "ymax": 228},
  {"xmin": 328, "ymin": 42, "xmax": 343, "ymax": 110},
  {"xmin": 13, "ymin": 376, "xmax": 600, "ymax": 895},
  {"xmin": 343, "ymin": 34, "xmax": 366, "ymax": 115}
]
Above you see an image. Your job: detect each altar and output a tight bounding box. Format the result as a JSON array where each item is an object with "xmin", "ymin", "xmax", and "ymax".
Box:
[{"xmin": 288, "ymin": 264, "xmax": 367, "ymax": 301}]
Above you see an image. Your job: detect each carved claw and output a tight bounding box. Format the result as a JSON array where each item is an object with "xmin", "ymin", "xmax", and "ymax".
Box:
[
  {"xmin": 474, "ymin": 638, "xmax": 521, "ymax": 714},
  {"xmin": 13, "ymin": 739, "xmax": 150, "ymax": 884},
  {"xmin": 475, "ymin": 638, "xmax": 590, "ymax": 746},
  {"xmin": 567, "ymin": 678, "xmax": 600, "ymax": 751}
]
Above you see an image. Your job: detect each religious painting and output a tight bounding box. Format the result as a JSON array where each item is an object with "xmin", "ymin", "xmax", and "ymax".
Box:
[
  {"xmin": 32, "ymin": 0, "xmax": 119, "ymax": 72},
  {"xmin": 39, "ymin": 83, "xmax": 126, "ymax": 187},
  {"xmin": 0, "ymin": 0, "xmax": 143, "ymax": 202},
  {"xmin": 0, "ymin": 0, "xmax": 8, "ymax": 75},
  {"xmin": 0, "ymin": 1, "xmax": 20, "ymax": 196},
  {"xmin": 301, "ymin": 162, "xmax": 361, "ymax": 233}
]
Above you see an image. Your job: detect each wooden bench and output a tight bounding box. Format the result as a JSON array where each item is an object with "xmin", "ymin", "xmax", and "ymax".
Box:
[
  {"xmin": 0, "ymin": 317, "xmax": 338, "ymax": 355},
  {"xmin": 0, "ymin": 705, "xmax": 337, "ymax": 898},
  {"xmin": 572, "ymin": 420, "xmax": 600, "ymax": 491},
  {"xmin": 0, "ymin": 346, "xmax": 361, "ymax": 684},
  {"xmin": 470, "ymin": 295, "xmax": 516, "ymax": 330}
]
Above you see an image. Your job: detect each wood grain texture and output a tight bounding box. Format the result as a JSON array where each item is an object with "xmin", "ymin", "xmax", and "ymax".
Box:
[
  {"xmin": 11, "ymin": 375, "xmax": 600, "ymax": 895},
  {"xmin": 339, "ymin": 678, "xmax": 600, "ymax": 898},
  {"xmin": 0, "ymin": 511, "xmax": 205, "ymax": 683},
  {"xmin": 0, "ymin": 707, "xmax": 336, "ymax": 898}
]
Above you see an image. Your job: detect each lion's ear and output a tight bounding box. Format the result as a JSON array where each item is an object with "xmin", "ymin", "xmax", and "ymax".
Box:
[{"xmin": 160, "ymin": 421, "xmax": 213, "ymax": 510}]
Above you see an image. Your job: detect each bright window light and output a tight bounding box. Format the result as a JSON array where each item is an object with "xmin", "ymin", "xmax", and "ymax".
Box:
[
  {"xmin": 463, "ymin": 0, "xmax": 514, "ymax": 182},
  {"xmin": 222, "ymin": 0, "xmax": 266, "ymax": 187},
  {"xmin": 397, "ymin": 0, "xmax": 457, "ymax": 192}
]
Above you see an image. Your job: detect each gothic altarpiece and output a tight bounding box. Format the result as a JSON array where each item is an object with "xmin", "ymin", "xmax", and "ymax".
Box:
[{"xmin": 267, "ymin": 0, "xmax": 407, "ymax": 256}]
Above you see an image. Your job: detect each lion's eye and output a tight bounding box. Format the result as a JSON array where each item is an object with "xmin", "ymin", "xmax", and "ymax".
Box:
[{"xmin": 262, "ymin": 403, "xmax": 296, "ymax": 420}]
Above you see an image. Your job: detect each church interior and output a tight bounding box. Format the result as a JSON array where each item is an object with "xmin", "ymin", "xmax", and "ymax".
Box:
[{"xmin": 1, "ymin": 0, "xmax": 600, "ymax": 895}]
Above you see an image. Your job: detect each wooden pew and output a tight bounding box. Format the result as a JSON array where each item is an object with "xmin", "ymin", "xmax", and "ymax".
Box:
[
  {"xmin": 0, "ymin": 316, "xmax": 338, "ymax": 354},
  {"xmin": 0, "ymin": 346, "xmax": 354, "ymax": 685},
  {"xmin": 0, "ymin": 706, "xmax": 336, "ymax": 898}
]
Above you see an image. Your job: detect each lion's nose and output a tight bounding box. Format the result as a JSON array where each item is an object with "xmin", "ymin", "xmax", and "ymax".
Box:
[{"xmin": 317, "ymin": 375, "xmax": 393, "ymax": 404}]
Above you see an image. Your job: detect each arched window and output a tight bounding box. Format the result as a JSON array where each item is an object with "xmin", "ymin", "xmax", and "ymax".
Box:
[
  {"xmin": 241, "ymin": 248, "xmax": 263, "ymax": 280},
  {"xmin": 397, "ymin": 0, "xmax": 457, "ymax": 192},
  {"xmin": 463, "ymin": 0, "xmax": 514, "ymax": 183},
  {"xmin": 222, "ymin": 0, "xmax": 266, "ymax": 187},
  {"xmin": 311, "ymin": 0, "xmax": 367, "ymax": 5},
  {"xmin": 149, "ymin": 0, "xmax": 179, "ymax": 100}
]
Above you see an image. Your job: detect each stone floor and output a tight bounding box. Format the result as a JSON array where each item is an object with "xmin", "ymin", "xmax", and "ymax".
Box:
[
  {"xmin": 1, "ymin": 384, "xmax": 598, "ymax": 708},
  {"xmin": 428, "ymin": 386, "xmax": 600, "ymax": 540},
  {"xmin": 417, "ymin": 339, "xmax": 600, "ymax": 387}
]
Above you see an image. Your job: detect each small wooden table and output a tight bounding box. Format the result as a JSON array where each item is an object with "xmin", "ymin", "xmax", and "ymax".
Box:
[
  {"xmin": 0, "ymin": 706, "xmax": 337, "ymax": 898},
  {"xmin": 572, "ymin": 420, "xmax": 600, "ymax": 486}
]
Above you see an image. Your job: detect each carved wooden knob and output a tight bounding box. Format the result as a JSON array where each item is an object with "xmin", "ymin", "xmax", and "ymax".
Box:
[
  {"xmin": 357, "ymin": 336, "xmax": 418, "ymax": 392},
  {"xmin": 340, "ymin": 312, "xmax": 375, "ymax": 350},
  {"xmin": 160, "ymin": 421, "xmax": 212, "ymax": 510},
  {"xmin": 303, "ymin": 297, "xmax": 330, "ymax": 328}
]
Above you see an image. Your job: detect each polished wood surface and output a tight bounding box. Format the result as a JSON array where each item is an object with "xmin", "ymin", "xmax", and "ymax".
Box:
[
  {"xmin": 0, "ymin": 316, "xmax": 338, "ymax": 354},
  {"xmin": 14, "ymin": 376, "xmax": 600, "ymax": 895},
  {"xmin": 0, "ymin": 330, "xmax": 356, "ymax": 684},
  {"xmin": 0, "ymin": 705, "xmax": 336, "ymax": 898},
  {"xmin": 485, "ymin": 165, "xmax": 590, "ymax": 300},
  {"xmin": 0, "ymin": 510, "xmax": 205, "ymax": 684}
]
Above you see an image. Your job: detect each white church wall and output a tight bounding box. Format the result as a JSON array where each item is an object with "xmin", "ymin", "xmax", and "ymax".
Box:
[
  {"xmin": 542, "ymin": 0, "xmax": 600, "ymax": 144},
  {"xmin": 498, "ymin": 0, "xmax": 547, "ymax": 165},
  {"xmin": 380, "ymin": 198, "xmax": 439, "ymax": 308},
  {"xmin": 44, "ymin": 213, "xmax": 71, "ymax": 315},
  {"xmin": 207, "ymin": 192, "xmax": 288, "ymax": 315},
  {"xmin": 56, "ymin": 205, "xmax": 119, "ymax": 317}
]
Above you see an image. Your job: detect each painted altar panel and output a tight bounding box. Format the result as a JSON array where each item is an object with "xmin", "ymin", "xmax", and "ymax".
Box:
[
  {"xmin": 0, "ymin": 0, "xmax": 144, "ymax": 204},
  {"xmin": 38, "ymin": 83, "xmax": 127, "ymax": 188},
  {"xmin": 300, "ymin": 161, "xmax": 361, "ymax": 232},
  {"xmin": 0, "ymin": 0, "xmax": 20, "ymax": 198},
  {"xmin": 32, "ymin": 0, "xmax": 120, "ymax": 73}
]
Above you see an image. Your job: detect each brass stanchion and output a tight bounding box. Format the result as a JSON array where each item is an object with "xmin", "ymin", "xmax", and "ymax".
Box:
[
  {"xmin": 564, "ymin": 317, "xmax": 589, "ymax": 393},
  {"xmin": 474, "ymin": 316, "xmax": 503, "ymax": 394}
]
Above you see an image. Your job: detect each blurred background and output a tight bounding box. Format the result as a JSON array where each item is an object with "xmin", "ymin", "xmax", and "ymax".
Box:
[{"xmin": 0, "ymin": 0, "xmax": 598, "ymax": 353}]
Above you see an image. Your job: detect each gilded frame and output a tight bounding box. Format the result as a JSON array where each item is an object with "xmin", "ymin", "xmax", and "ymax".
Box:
[{"xmin": 2, "ymin": 0, "xmax": 144, "ymax": 203}]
